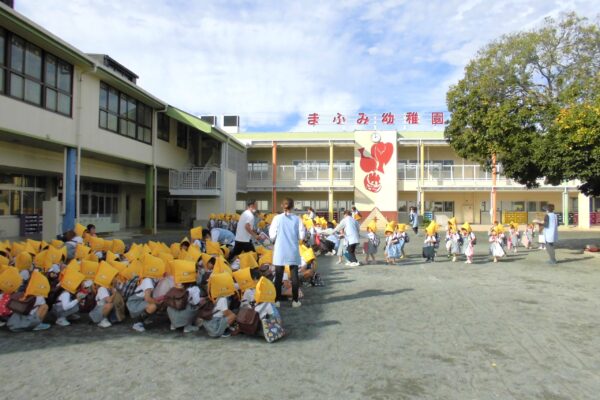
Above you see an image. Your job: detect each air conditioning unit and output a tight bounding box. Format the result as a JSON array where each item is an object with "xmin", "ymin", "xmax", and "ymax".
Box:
[
  {"xmin": 221, "ymin": 115, "xmax": 240, "ymax": 134},
  {"xmin": 200, "ymin": 116, "xmax": 217, "ymax": 126}
]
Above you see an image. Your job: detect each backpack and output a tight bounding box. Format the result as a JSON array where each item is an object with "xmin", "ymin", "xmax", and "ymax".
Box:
[
  {"xmin": 404, "ymin": 234, "xmax": 410, "ymax": 243},
  {"xmin": 7, "ymin": 293, "xmax": 36, "ymax": 315},
  {"xmin": 78, "ymin": 291, "xmax": 96, "ymax": 313},
  {"xmin": 236, "ymin": 307, "xmax": 260, "ymax": 335},
  {"xmin": 0, "ymin": 294, "xmax": 13, "ymax": 318},
  {"xmin": 372, "ymin": 235, "xmax": 380, "ymax": 248},
  {"xmin": 119, "ymin": 276, "xmax": 139, "ymax": 301},
  {"xmin": 164, "ymin": 287, "xmax": 188, "ymax": 310}
]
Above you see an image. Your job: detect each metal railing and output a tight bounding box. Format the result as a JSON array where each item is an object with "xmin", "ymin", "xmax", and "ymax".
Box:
[
  {"xmin": 248, "ymin": 164, "xmax": 354, "ymax": 182},
  {"xmin": 397, "ymin": 163, "xmax": 504, "ymax": 181},
  {"xmin": 169, "ymin": 168, "xmax": 221, "ymax": 191}
]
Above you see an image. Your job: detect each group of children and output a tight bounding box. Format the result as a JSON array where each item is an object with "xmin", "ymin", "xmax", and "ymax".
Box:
[{"xmin": 0, "ymin": 218, "xmax": 322, "ymax": 342}]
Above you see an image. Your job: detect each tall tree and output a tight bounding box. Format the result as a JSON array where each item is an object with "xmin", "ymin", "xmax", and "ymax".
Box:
[{"xmin": 445, "ymin": 13, "xmax": 600, "ymax": 195}]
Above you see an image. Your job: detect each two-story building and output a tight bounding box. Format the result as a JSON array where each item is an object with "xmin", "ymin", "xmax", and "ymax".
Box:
[
  {"xmin": 236, "ymin": 130, "xmax": 597, "ymax": 229},
  {"xmin": 0, "ymin": 3, "xmax": 246, "ymax": 239}
]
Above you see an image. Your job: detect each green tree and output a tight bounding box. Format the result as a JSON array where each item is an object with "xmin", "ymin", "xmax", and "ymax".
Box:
[{"xmin": 445, "ymin": 13, "xmax": 600, "ymax": 195}]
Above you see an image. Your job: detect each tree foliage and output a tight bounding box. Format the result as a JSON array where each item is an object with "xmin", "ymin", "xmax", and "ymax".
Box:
[{"xmin": 445, "ymin": 13, "xmax": 600, "ymax": 195}]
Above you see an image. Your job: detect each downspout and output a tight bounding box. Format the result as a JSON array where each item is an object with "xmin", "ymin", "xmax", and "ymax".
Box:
[
  {"xmin": 75, "ymin": 65, "xmax": 97, "ymax": 222},
  {"xmin": 155, "ymin": 105, "xmax": 168, "ymax": 234}
]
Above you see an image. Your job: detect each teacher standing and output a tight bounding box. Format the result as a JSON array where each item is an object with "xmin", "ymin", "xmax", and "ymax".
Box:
[
  {"xmin": 544, "ymin": 204, "xmax": 559, "ymax": 265},
  {"xmin": 228, "ymin": 199, "xmax": 259, "ymax": 262},
  {"xmin": 270, "ymin": 198, "xmax": 305, "ymax": 308},
  {"xmin": 335, "ymin": 210, "xmax": 361, "ymax": 266}
]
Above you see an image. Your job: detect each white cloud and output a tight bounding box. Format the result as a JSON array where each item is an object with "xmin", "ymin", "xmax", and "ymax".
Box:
[{"xmin": 14, "ymin": 0, "xmax": 600, "ymax": 131}]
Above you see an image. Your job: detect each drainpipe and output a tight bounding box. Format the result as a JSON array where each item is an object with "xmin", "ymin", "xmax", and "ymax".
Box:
[
  {"xmin": 155, "ymin": 105, "xmax": 168, "ymax": 234},
  {"xmin": 75, "ymin": 65, "xmax": 97, "ymax": 222}
]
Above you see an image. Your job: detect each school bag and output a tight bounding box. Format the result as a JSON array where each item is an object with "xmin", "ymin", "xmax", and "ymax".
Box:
[
  {"xmin": 164, "ymin": 287, "xmax": 188, "ymax": 310},
  {"xmin": 372, "ymin": 235, "xmax": 380, "ymax": 248},
  {"xmin": 7, "ymin": 293, "xmax": 36, "ymax": 315},
  {"xmin": 261, "ymin": 306, "xmax": 285, "ymax": 343},
  {"xmin": 0, "ymin": 294, "xmax": 13, "ymax": 318},
  {"xmin": 78, "ymin": 291, "xmax": 96, "ymax": 313},
  {"xmin": 119, "ymin": 276, "xmax": 139, "ymax": 300},
  {"xmin": 236, "ymin": 307, "xmax": 260, "ymax": 335},
  {"xmin": 197, "ymin": 299, "xmax": 214, "ymax": 321}
]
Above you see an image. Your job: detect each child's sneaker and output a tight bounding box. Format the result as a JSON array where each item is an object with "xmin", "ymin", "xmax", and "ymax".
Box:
[
  {"xmin": 132, "ymin": 322, "xmax": 145, "ymax": 332},
  {"xmin": 55, "ymin": 317, "xmax": 70, "ymax": 327},
  {"xmin": 33, "ymin": 323, "xmax": 51, "ymax": 331},
  {"xmin": 98, "ymin": 318, "xmax": 112, "ymax": 328}
]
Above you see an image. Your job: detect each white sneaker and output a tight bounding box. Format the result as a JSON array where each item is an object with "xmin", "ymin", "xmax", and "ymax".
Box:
[
  {"xmin": 132, "ymin": 322, "xmax": 145, "ymax": 332},
  {"xmin": 292, "ymin": 301, "xmax": 302, "ymax": 308},
  {"xmin": 55, "ymin": 317, "xmax": 70, "ymax": 327},
  {"xmin": 350, "ymin": 262, "xmax": 361, "ymax": 267},
  {"xmin": 274, "ymin": 301, "xmax": 281, "ymax": 308},
  {"xmin": 344, "ymin": 262, "xmax": 352, "ymax": 266},
  {"xmin": 331, "ymin": 250, "xmax": 336, "ymax": 255},
  {"xmin": 0, "ymin": 321, "xmax": 6, "ymax": 327},
  {"xmin": 336, "ymin": 260, "xmax": 342, "ymax": 265},
  {"xmin": 98, "ymin": 319, "xmax": 112, "ymax": 328},
  {"xmin": 170, "ymin": 324, "xmax": 177, "ymax": 331},
  {"xmin": 183, "ymin": 325, "xmax": 199, "ymax": 333}
]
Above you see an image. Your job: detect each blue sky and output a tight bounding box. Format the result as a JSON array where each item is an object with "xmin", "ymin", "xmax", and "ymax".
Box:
[{"xmin": 15, "ymin": 0, "xmax": 600, "ymax": 132}]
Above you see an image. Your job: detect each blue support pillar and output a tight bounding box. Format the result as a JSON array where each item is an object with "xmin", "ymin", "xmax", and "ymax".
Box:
[{"xmin": 63, "ymin": 147, "xmax": 77, "ymax": 232}]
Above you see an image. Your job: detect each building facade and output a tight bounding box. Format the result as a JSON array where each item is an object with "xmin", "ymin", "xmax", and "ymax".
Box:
[
  {"xmin": 236, "ymin": 131, "xmax": 598, "ymax": 229},
  {"xmin": 0, "ymin": 4, "xmax": 246, "ymax": 239}
]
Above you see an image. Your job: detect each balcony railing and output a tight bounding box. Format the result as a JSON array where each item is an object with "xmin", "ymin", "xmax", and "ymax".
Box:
[
  {"xmin": 397, "ymin": 163, "xmax": 503, "ymax": 181},
  {"xmin": 248, "ymin": 164, "xmax": 354, "ymax": 183},
  {"xmin": 169, "ymin": 168, "xmax": 220, "ymax": 194}
]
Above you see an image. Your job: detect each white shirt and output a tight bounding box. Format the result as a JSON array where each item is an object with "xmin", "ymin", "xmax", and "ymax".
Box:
[
  {"xmin": 96, "ymin": 287, "xmax": 111, "ymax": 305},
  {"xmin": 187, "ymin": 286, "xmax": 201, "ymax": 306},
  {"xmin": 134, "ymin": 278, "xmax": 155, "ymax": 298},
  {"xmin": 242, "ymin": 288, "xmax": 255, "ymax": 305},
  {"xmin": 20, "ymin": 270, "xmax": 30, "ymax": 281},
  {"xmin": 235, "ymin": 209, "xmax": 255, "ymax": 242},
  {"xmin": 213, "ymin": 297, "xmax": 229, "ymax": 318},
  {"xmin": 254, "ymin": 302, "xmax": 275, "ymax": 319},
  {"xmin": 57, "ymin": 291, "xmax": 79, "ymax": 310},
  {"xmin": 335, "ymin": 216, "xmax": 360, "ymax": 245},
  {"xmin": 269, "ymin": 212, "xmax": 305, "ymax": 266},
  {"xmin": 30, "ymin": 296, "xmax": 46, "ymax": 316}
]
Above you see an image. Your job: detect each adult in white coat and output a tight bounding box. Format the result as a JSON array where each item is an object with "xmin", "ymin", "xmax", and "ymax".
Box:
[
  {"xmin": 335, "ymin": 210, "xmax": 361, "ymax": 266},
  {"xmin": 270, "ymin": 198, "xmax": 306, "ymax": 308},
  {"xmin": 544, "ymin": 204, "xmax": 559, "ymax": 265}
]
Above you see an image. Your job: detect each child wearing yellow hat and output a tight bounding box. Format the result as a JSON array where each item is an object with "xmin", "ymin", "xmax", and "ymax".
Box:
[
  {"xmin": 489, "ymin": 229, "xmax": 505, "ymax": 262},
  {"xmin": 507, "ymin": 222, "xmax": 520, "ymax": 254},
  {"xmin": 423, "ymin": 222, "xmax": 438, "ymax": 262},
  {"xmin": 51, "ymin": 282, "xmax": 83, "ymax": 327},
  {"xmin": 126, "ymin": 274, "xmax": 161, "ymax": 333},
  {"xmin": 384, "ymin": 222, "xmax": 399, "ymax": 265},
  {"xmin": 460, "ymin": 223, "xmax": 476, "ymax": 264},
  {"xmin": 363, "ymin": 222, "xmax": 380, "ymax": 265}
]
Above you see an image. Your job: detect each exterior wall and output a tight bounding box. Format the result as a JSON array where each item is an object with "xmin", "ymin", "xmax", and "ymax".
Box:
[
  {"xmin": 78, "ymin": 74, "xmax": 153, "ymax": 164},
  {"xmin": 397, "ymin": 146, "xmax": 419, "ymax": 161},
  {"xmin": 155, "ymin": 117, "xmax": 191, "ymax": 170},
  {"xmin": 0, "ymin": 73, "xmax": 79, "ymax": 146},
  {"xmin": 0, "ymin": 217, "xmax": 20, "ymax": 238}
]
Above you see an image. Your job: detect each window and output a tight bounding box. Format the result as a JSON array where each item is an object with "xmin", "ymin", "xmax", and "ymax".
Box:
[
  {"xmin": 1, "ymin": 31, "xmax": 72, "ymax": 114},
  {"xmin": 158, "ymin": 113, "xmax": 170, "ymax": 141},
  {"xmin": 0, "ymin": 174, "xmax": 45, "ymax": 215},
  {"xmin": 527, "ymin": 201, "xmax": 537, "ymax": 212},
  {"xmin": 177, "ymin": 122, "xmax": 188, "ymax": 148},
  {"xmin": 0, "ymin": 28, "xmax": 5, "ymax": 94},
  {"xmin": 98, "ymin": 81, "xmax": 152, "ymax": 144}
]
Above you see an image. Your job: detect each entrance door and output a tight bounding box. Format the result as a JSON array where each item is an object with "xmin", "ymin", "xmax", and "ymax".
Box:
[{"xmin": 463, "ymin": 204, "xmax": 474, "ymax": 224}]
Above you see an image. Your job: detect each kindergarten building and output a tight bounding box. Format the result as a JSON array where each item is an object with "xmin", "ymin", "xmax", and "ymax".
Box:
[
  {"xmin": 0, "ymin": 2, "xmax": 598, "ymax": 240},
  {"xmin": 235, "ymin": 129, "xmax": 598, "ymax": 229}
]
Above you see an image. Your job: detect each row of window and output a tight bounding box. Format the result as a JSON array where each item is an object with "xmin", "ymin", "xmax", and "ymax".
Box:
[
  {"xmin": 0, "ymin": 28, "xmax": 73, "ymax": 115},
  {"xmin": 98, "ymin": 82, "xmax": 153, "ymax": 144}
]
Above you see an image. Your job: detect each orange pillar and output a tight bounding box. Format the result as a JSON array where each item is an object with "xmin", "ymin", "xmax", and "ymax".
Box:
[
  {"xmin": 491, "ymin": 152, "xmax": 497, "ymax": 223},
  {"xmin": 272, "ymin": 142, "xmax": 277, "ymax": 214}
]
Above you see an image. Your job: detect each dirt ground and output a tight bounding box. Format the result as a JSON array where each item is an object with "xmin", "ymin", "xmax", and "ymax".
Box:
[{"xmin": 1, "ymin": 231, "xmax": 600, "ymax": 400}]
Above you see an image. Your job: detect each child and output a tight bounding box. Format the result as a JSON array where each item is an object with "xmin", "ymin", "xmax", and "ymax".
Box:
[
  {"xmin": 203, "ymin": 295, "xmax": 238, "ymax": 338},
  {"xmin": 167, "ymin": 283, "xmax": 202, "ymax": 333},
  {"xmin": 461, "ymin": 224, "xmax": 476, "ymax": 264},
  {"xmin": 423, "ymin": 225, "xmax": 437, "ymax": 262},
  {"xmin": 336, "ymin": 230, "xmax": 347, "ymax": 265},
  {"xmin": 397, "ymin": 224, "xmax": 409, "ymax": 259},
  {"xmin": 52, "ymin": 285, "xmax": 81, "ymax": 326},
  {"xmin": 523, "ymin": 224, "xmax": 534, "ymax": 249},
  {"xmin": 489, "ymin": 229, "xmax": 505, "ymax": 263},
  {"xmin": 89, "ymin": 282, "xmax": 115, "ymax": 328},
  {"xmin": 126, "ymin": 276, "xmax": 160, "ymax": 332},
  {"xmin": 384, "ymin": 223, "xmax": 399, "ymax": 265},
  {"xmin": 508, "ymin": 222, "xmax": 519, "ymax": 254},
  {"xmin": 364, "ymin": 222, "xmax": 379, "ymax": 265},
  {"xmin": 536, "ymin": 222, "xmax": 546, "ymax": 250},
  {"xmin": 7, "ymin": 295, "xmax": 51, "ymax": 332}
]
